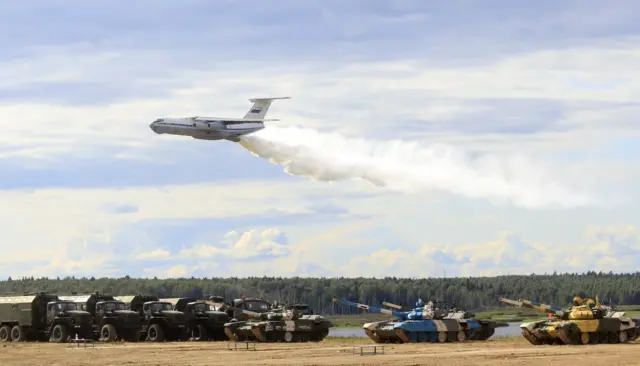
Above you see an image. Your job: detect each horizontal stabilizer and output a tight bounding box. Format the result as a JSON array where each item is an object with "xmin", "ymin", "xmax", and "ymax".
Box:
[{"xmin": 248, "ymin": 96, "xmax": 291, "ymax": 102}]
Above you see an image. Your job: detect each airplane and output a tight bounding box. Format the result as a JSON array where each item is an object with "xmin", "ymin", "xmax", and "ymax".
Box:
[{"xmin": 149, "ymin": 96, "xmax": 290, "ymax": 142}]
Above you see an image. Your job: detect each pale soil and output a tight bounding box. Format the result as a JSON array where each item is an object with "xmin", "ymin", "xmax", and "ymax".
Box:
[{"xmin": 2, "ymin": 337, "xmax": 640, "ymax": 366}]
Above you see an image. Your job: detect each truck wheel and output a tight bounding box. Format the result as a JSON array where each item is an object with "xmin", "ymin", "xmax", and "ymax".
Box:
[
  {"xmin": 50, "ymin": 324, "xmax": 69, "ymax": 343},
  {"xmin": 11, "ymin": 325, "xmax": 26, "ymax": 342},
  {"xmin": 0, "ymin": 325, "xmax": 11, "ymax": 342},
  {"xmin": 146, "ymin": 324, "xmax": 165, "ymax": 342},
  {"xmin": 100, "ymin": 324, "xmax": 118, "ymax": 342}
]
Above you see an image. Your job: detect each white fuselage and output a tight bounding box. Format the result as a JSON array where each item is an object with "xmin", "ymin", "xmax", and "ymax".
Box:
[{"xmin": 149, "ymin": 117, "xmax": 265, "ymax": 142}]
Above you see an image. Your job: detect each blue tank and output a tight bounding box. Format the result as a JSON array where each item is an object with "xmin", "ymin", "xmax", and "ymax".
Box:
[{"xmin": 332, "ymin": 297, "xmax": 507, "ymax": 343}]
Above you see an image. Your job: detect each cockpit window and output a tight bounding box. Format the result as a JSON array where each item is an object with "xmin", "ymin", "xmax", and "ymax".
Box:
[
  {"xmin": 193, "ymin": 303, "xmax": 207, "ymax": 312},
  {"xmin": 150, "ymin": 302, "xmax": 173, "ymax": 312},
  {"xmin": 244, "ymin": 300, "xmax": 270, "ymax": 312},
  {"xmin": 55, "ymin": 302, "xmax": 77, "ymax": 311}
]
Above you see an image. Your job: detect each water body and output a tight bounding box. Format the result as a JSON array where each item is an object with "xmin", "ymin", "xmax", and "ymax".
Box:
[{"xmin": 329, "ymin": 322, "xmax": 523, "ymax": 338}]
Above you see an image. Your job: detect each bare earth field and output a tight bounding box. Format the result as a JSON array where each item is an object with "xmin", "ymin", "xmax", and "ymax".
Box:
[{"xmin": 2, "ymin": 337, "xmax": 640, "ymax": 366}]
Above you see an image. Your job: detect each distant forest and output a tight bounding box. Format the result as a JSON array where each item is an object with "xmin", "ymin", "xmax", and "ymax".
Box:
[{"xmin": 1, "ymin": 272, "xmax": 639, "ymax": 314}]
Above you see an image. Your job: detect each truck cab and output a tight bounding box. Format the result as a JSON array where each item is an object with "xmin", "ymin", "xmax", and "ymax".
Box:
[
  {"xmin": 140, "ymin": 301, "xmax": 187, "ymax": 342},
  {"xmin": 229, "ymin": 297, "xmax": 271, "ymax": 321},
  {"xmin": 181, "ymin": 300, "xmax": 230, "ymax": 341},
  {"xmin": 94, "ymin": 300, "xmax": 141, "ymax": 341},
  {"xmin": 45, "ymin": 301, "xmax": 93, "ymax": 342}
]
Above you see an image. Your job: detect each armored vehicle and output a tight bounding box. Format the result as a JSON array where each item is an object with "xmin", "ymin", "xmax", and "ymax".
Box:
[
  {"xmin": 161, "ymin": 297, "xmax": 230, "ymax": 341},
  {"xmin": 115, "ymin": 295, "xmax": 187, "ymax": 342},
  {"xmin": 59, "ymin": 292, "xmax": 141, "ymax": 342},
  {"xmin": 0, "ymin": 293, "xmax": 93, "ymax": 343},
  {"xmin": 224, "ymin": 298, "xmax": 333, "ymax": 342},
  {"xmin": 333, "ymin": 297, "xmax": 507, "ymax": 343},
  {"xmin": 499, "ymin": 296, "xmax": 639, "ymax": 345}
]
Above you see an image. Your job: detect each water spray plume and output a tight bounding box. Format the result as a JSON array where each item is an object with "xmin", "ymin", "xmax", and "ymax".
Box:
[{"xmin": 237, "ymin": 126, "xmax": 598, "ymax": 209}]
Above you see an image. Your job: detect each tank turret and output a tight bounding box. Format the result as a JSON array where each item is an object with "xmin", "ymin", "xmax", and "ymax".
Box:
[{"xmin": 499, "ymin": 296, "xmax": 638, "ymax": 345}]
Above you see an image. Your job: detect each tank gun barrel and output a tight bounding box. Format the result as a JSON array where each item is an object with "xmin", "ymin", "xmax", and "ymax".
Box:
[
  {"xmin": 382, "ymin": 301, "xmax": 408, "ymax": 311},
  {"xmin": 499, "ymin": 297, "xmax": 565, "ymax": 317},
  {"xmin": 332, "ymin": 297, "xmax": 405, "ymax": 318}
]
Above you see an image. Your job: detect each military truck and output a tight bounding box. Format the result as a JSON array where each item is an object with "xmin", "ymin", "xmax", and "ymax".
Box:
[
  {"xmin": 115, "ymin": 295, "xmax": 187, "ymax": 342},
  {"xmin": 285, "ymin": 303, "xmax": 314, "ymax": 315},
  {"xmin": 225, "ymin": 296, "xmax": 272, "ymax": 321},
  {"xmin": 162, "ymin": 297, "xmax": 230, "ymax": 341},
  {"xmin": 59, "ymin": 292, "xmax": 141, "ymax": 342},
  {"xmin": 0, "ymin": 293, "xmax": 93, "ymax": 343}
]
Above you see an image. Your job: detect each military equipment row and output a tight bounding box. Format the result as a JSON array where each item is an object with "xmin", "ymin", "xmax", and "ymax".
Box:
[{"xmin": 0, "ymin": 292, "xmax": 333, "ymax": 343}]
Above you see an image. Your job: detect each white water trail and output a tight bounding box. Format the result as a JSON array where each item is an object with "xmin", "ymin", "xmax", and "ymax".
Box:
[{"xmin": 237, "ymin": 126, "xmax": 599, "ymax": 209}]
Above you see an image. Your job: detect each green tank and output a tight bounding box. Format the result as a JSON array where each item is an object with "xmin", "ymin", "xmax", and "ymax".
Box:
[
  {"xmin": 223, "ymin": 298, "xmax": 333, "ymax": 342},
  {"xmin": 499, "ymin": 296, "xmax": 639, "ymax": 345}
]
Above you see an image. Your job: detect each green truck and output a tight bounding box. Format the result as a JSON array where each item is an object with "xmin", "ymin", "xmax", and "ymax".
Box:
[
  {"xmin": 115, "ymin": 295, "xmax": 187, "ymax": 342},
  {"xmin": 0, "ymin": 293, "xmax": 93, "ymax": 342},
  {"xmin": 162, "ymin": 297, "xmax": 230, "ymax": 341},
  {"xmin": 59, "ymin": 292, "xmax": 141, "ymax": 342}
]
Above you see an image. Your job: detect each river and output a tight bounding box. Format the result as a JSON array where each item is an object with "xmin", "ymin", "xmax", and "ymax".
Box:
[{"xmin": 328, "ymin": 322, "xmax": 523, "ymax": 338}]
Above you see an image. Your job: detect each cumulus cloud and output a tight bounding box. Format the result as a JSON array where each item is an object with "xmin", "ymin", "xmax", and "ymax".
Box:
[{"xmin": 180, "ymin": 228, "xmax": 290, "ymax": 259}]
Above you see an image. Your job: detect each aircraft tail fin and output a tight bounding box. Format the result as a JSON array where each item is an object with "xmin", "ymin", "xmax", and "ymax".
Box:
[{"xmin": 243, "ymin": 96, "xmax": 290, "ymax": 120}]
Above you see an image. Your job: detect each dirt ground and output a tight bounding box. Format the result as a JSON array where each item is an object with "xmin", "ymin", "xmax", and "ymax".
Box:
[{"xmin": 2, "ymin": 338, "xmax": 640, "ymax": 366}]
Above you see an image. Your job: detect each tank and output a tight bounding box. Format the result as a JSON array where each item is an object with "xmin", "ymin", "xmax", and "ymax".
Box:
[
  {"xmin": 224, "ymin": 300, "xmax": 333, "ymax": 342},
  {"xmin": 499, "ymin": 296, "xmax": 639, "ymax": 345},
  {"xmin": 333, "ymin": 297, "xmax": 508, "ymax": 343}
]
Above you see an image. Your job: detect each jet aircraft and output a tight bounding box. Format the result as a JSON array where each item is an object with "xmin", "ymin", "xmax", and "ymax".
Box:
[{"xmin": 149, "ymin": 96, "xmax": 290, "ymax": 142}]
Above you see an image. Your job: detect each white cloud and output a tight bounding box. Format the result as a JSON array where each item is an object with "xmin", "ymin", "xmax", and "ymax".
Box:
[{"xmin": 179, "ymin": 228, "xmax": 290, "ymax": 259}]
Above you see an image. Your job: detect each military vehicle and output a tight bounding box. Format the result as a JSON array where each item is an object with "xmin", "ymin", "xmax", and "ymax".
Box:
[
  {"xmin": 499, "ymin": 296, "xmax": 639, "ymax": 345},
  {"xmin": 58, "ymin": 292, "xmax": 141, "ymax": 342},
  {"xmin": 224, "ymin": 298, "xmax": 333, "ymax": 342},
  {"xmin": 333, "ymin": 297, "xmax": 507, "ymax": 343},
  {"xmin": 0, "ymin": 293, "xmax": 93, "ymax": 343},
  {"xmin": 161, "ymin": 297, "xmax": 230, "ymax": 341},
  {"xmin": 115, "ymin": 295, "xmax": 187, "ymax": 342}
]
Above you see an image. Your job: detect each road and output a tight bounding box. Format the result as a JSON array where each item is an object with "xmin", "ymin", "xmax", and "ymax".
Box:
[{"xmin": 2, "ymin": 338, "xmax": 639, "ymax": 365}]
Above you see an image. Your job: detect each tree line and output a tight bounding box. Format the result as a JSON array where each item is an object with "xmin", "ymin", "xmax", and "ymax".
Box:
[{"xmin": 1, "ymin": 271, "xmax": 638, "ymax": 314}]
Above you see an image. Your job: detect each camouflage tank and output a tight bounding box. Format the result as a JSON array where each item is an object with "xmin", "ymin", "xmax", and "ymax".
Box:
[
  {"xmin": 224, "ymin": 298, "xmax": 333, "ymax": 342},
  {"xmin": 499, "ymin": 296, "xmax": 639, "ymax": 345},
  {"xmin": 333, "ymin": 297, "xmax": 507, "ymax": 343}
]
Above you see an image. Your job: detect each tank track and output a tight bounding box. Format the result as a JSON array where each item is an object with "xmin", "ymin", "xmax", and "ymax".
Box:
[
  {"xmin": 391, "ymin": 324, "xmax": 495, "ymax": 343},
  {"xmin": 227, "ymin": 326, "xmax": 329, "ymax": 342},
  {"xmin": 524, "ymin": 328, "xmax": 638, "ymax": 345}
]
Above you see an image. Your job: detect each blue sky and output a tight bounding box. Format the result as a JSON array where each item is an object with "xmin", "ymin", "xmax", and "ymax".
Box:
[{"xmin": 1, "ymin": 0, "xmax": 639, "ymax": 279}]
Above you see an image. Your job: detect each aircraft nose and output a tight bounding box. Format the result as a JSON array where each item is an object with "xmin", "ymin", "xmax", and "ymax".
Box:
[{"xmin": 150, "ymin": 119, "xmax": 160, "ymax": 133}]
